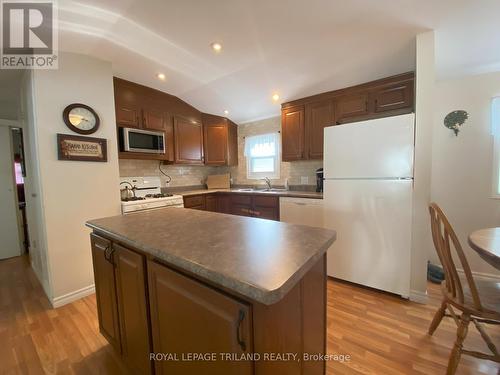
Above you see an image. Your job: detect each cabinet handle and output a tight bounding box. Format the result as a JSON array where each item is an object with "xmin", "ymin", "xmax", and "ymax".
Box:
[
  {"xmin": 236, "ymin": 309, "xmax": 247, "ymax": 351},
  {"xmin": 103, "ymin": 245, "xmax": 111, "ymax": 262}
]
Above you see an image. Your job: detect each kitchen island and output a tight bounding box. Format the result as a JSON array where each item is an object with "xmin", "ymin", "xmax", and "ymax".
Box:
[{"xmin": 86, "ymin": 208, "xmax": 336, "ymax": 375}]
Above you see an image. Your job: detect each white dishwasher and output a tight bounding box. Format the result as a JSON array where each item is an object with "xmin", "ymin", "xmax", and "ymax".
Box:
[{"xmin": 279, "ymin": 197, "xmax": 324, "ymax": 227}]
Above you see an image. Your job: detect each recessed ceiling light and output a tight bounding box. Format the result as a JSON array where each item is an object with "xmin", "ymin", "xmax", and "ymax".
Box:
[
  {"xmin": 272, "ymin": 93, "xmax": 280, "ymax": 102},
  {"xmin": 157, "ymin": 73, "xmax": 166, "ymax": 80},
  {"xmin": 211, "ymin": 42, "xmax": 222, "ymax": 53},
  {"xmin": 224, "ymin": 110, "xmax": 229, "ymax": 115}
]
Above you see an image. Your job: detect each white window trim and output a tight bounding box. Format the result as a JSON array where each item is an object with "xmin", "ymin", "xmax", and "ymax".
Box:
[
  {"xmin": 245, "ymin": 133, "xmax": 281, "ymax": 180},
  {"xmin": 491, "ymin": 97, "xmax": 500, "ymax": 199}
]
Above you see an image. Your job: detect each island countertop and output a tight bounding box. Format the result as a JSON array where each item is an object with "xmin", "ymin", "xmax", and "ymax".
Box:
[{"xmin": 86, "ymin": 207, "xmax": 336, "ymax": 305}]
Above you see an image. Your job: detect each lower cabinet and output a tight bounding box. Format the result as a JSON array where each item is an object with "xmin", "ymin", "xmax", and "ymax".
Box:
[
  {"xmin": 90, "ymin": 234, "xmax": 121, "ymax": 352},
  {"xmin": 183, "ymin": 193, "xmax": 280, "ymax": 221},
  {"xmin": 91, "ymin": 233, "xmax": 327, "ymax": 375},
  {"xmin": 148, "ymin": 261, "xmax": 254, "ymax": 375},
  {"xmin": 90, "ymin": 235, "xmax": 152, "ymax": 375},
  {"xmin": 114, "ymin": 244, "xmax": 152, "ymax": 375}
]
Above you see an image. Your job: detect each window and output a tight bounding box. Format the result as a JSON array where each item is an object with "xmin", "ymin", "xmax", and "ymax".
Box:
[
  {"xmin": 245, "ymin": 133, "xmax": 280, "ymax": 179},
  {"xmin": 492, "ymin": 97, "xmax": 500, "ymax": 198}
]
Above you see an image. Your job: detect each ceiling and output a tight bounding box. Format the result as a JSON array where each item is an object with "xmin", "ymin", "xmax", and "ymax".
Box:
[{"xmin": 3, "ymin": 0, "xmax": 500, "ymax": 123}]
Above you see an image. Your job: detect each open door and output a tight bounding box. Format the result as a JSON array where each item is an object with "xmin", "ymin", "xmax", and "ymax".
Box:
[{"xmin": 0, "ymin": 126, "xmax": 22, "ymax": 259}]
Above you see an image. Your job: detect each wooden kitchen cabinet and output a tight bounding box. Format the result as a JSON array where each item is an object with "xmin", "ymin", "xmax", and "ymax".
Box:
[
  {"xmin": 202, "ymin": 114, "xmax": 238, "ymax": 166},
  {"xmin": 371, "ymin": 79, "xmax": 413, "ymax": 114},
  {"xmin": 281, "ymin": 72, "xmax": 415, "ymax": 160},
  {"xmin": 281, "ymin": 106, "xmax": 305, "ymax": 161},
  {"xmin": 335, "ymin": 93, "xmax": 369, "ymax": 123},
  {"xmin": 205, "ymin": 194, "xmax": 217, "ymax": 212},
  {"xmin": 90, "ymin": 234, "xmax": 121, "ymax": 352},
  {"xmin": 183, "ymin": 194, "xmax": 206, "ymax": 210},
  {"xmin": 305, "ymin": 100, "xmax": 335, "ymax": 159},
  {"xmin": 185, "ymin": 193, "xmax": 280, "ymax": 221},
  {"xmin": 113, "ymin": 244, "xmax": 152, "ymax": 375},
  {"xmin": 252, "ymin": 196, "xmax": 280, "ymax": 221},
  {"xmin": 174, "ymin": 116, "xmax": 204, "ymax": 164},
  {"xmin": 148, "ymin": 261, "xmax": 253, "ymax": 375}
]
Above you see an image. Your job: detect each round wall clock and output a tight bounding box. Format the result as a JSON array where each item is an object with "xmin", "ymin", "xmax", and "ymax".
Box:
[{"xmin": 62, "ymin": 103, "xmax": 100, "ymax": 135}]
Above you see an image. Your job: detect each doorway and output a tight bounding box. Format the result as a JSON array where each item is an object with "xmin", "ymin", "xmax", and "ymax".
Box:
[{"xmin": 0, "ymin": 125, "xmax": 25, "ymax": 260}]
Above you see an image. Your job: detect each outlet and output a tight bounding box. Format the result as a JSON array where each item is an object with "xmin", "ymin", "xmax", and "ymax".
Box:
[{"xmin": 300, "ymin": 176, "xmax": 309, "ymax": 185}]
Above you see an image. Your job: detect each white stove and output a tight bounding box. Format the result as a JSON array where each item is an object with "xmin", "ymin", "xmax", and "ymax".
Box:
[{"xmin": 120, "ymin": 176, "xmax": 183, "ymax": 214}]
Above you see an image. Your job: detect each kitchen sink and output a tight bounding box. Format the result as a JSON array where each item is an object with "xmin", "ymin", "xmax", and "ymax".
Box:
[{"xmin": 235, "ymin": 188, "xmax": 288, "ymax": 193}]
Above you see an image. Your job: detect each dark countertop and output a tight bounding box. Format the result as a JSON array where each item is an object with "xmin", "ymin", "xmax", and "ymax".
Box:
[
  {"xmin": 178, "ymin": 188, "xmax": 323, "ymax": 199},
  {"xmin": 86, "ymin": 208, "xmax": 335, "ymax": 305}
]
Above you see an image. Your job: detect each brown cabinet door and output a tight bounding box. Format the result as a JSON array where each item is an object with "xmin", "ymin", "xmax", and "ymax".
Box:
[
  {"xmin": 216, "ymin": 194, "xmax": 231, "ymax": 214},
  {"xmin": 174, "ymin": 116, "xmax": 204, "ymax": 164},
  {"xmin": 305, "ymin": 100, "xmax": 334, "ymax": 159},
  {"xmin": 143, "ymin": 109, "xmax": 166, "ymax": 131},
  {"xmin": 335, "ymin": 93, "xmax": 369, "ymax": 123},
  {"xmin": 230, "ymin": 195, "xmax": 253, "ymax": 217},
  {"xmin": 252, "ymin": 196, "xmax": 279, "ymax": 221},
  {"xmin": 183, "ymin": 195, "xmax": 205, "ymax": 210},
  {"xmin": 113, "ymin": 244, "xmax": 152, "ymax": 375},
  {"xmin": 148, "ymin": 262, "xmax": 253, "ymax": 375},
  {"xmin": 205, "ymin": 194, "xmax": 217, "ymax": 212},
  {"xmin": 372, "ymin": 80, "xmax": 413, "ymax": 114},
  {"xmin": 204, "ymin": 121, "xmax": 227, "ymax": 165},
  {"xmin": 90, "ymin": 234, "xmax": 121, "ymax": 352},
  {"xmin": 227, "ymin": 121, "xmax": 238, "ymax": 166},
  {"xmin": 281, "ymin": 106, "xmax": 305, "ymax": 161},
  {"xmin": 114, "ymin": 78, "xmax": 141, "ymax": 128}
]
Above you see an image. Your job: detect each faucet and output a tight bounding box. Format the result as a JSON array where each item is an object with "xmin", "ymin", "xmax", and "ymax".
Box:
[{"xmin": 262, "ymin": 177, "xmax": 272, "ymax": 190}]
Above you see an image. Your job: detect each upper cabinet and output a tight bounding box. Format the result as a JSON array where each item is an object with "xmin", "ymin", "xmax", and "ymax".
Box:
[
  {"xmin": 281, "ymin": 106, "xmax": 305, "ymax": 161},
  {"xmin": 281, "ymin": 72, "xmax": 415, "ymax": 161},
  {"xmin": 174, "ymin": 116, "xmax": 204, "ymax": 164},
  {"xmin": 305, "ymin": 100, "xmax": 334, "ymax": 160},
  {"xmin": 114, "ymin": 78, "xmax": 238, "ymax": 165},
  {"xmin": 202, "ymin": 114, "xmax": 238, "ymax": 166}
]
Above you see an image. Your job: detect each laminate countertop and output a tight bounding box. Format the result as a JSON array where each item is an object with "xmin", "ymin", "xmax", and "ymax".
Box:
[
  {"xmin": 86, "ymin": 208, "xmax": 335, "ymax": 305},
  {"xmin": 178, "ymin": 188, "xmax": 323, "ymax": 199}
]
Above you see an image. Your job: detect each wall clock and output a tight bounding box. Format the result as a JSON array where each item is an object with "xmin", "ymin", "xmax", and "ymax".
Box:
[{"xmin": 62, "ymin": 103, "xmax": 100, "ymax": 135}]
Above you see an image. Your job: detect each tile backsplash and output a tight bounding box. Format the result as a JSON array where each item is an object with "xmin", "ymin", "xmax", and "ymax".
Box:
[
  {"xmin": 119, "ymin": 159, "xmax": 225, "ymax": 187},
  {"xmin": 118, "ymin": 116, "xmax": 322, "ymax": 188}
]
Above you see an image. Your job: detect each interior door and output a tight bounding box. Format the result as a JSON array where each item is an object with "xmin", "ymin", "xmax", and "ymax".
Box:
[
  {"xmin": 148, "ymin": 261, "xmax": 253, "ymax": 375},
  {"xmin": 323, "ymin": 179, "xmax": 412, "ymax": 297},
  {"xmin": 0, "ymin": 127, "xmax": 22, "ymax": 259}
]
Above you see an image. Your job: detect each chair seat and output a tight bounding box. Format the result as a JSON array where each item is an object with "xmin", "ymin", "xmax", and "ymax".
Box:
[{"xmin": 455, "ymin": 275, "xmax": 500, "ymax": 316}]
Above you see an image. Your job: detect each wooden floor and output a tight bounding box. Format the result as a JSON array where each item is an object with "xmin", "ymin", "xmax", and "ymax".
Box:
[{"xmin": 1, "ymin": 255, "xmax": 499, "ymax": 374}]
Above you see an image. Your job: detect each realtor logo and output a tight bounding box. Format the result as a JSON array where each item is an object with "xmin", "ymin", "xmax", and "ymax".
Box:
[{"xmin": 1, "ymin": 0, "xmax": 58, "ymax": 69}]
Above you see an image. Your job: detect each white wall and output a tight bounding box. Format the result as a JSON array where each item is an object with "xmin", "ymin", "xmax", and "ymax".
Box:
[
  {"xmin": 28, "ymin": 52, "xmax": 121, "ymax": 305},
  {"xmin": 430, "ymin": 72, "xmax": 500, "ymax": 278},
  {"xmin": 410, "ymin": 32, "xmax": 435, "ymax": 303}
]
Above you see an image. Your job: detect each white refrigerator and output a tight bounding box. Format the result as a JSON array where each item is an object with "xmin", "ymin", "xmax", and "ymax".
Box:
[{"xmin": 323, "ymin": 113, "xmax": 414, "ymax": 298}]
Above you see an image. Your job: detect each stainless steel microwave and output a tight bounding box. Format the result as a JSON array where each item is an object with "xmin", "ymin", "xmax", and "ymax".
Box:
[{"xmin": 121, "ymin": 128, "xmax": 165, "ymax": 154}]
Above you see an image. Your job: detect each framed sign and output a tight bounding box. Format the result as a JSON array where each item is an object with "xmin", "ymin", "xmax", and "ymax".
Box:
[{"xmin": 57, "ymin": 134, "xmax": 107, "ymax": 162}]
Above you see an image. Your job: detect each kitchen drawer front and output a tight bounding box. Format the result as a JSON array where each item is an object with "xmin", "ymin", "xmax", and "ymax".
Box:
[
  {"xmin": 231, "ymin": 194, "xmax": 252, "ymax": 206},
  {"xmin": 183, "ymin": 195, "xmax": 205, "ymax": 209},
  {"xmin": 253, "ymin": 196, "xmax": 278, "ymax": 208}
]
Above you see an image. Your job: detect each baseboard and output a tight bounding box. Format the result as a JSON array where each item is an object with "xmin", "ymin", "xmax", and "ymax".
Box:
[
  {"xmin": 457, "ymin": 268, "xmax": 500, "ymax": 281},
  {"xmin": 409, "ymin": 289, "xmax": 428, "ymax": 304},
  {"xmin": 51, "ymin": 284, "xmax": 95, "ymax": 308}
]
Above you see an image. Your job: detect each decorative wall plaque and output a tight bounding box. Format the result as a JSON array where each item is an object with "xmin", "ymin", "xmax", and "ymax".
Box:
[{"xmin": 57, "ymin": 134, "xmax": 107, "ymax": 162}]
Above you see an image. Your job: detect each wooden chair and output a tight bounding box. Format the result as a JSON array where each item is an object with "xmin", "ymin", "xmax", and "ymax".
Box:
[{"xmin": 428, "ymin": 203, "xmax": 500, "ymax": 374}]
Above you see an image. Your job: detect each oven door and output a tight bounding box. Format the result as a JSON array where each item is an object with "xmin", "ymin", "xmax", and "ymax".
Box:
[{"xmin": 123, "ymin": 128, "xmax": 165, "ymax": 154}]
